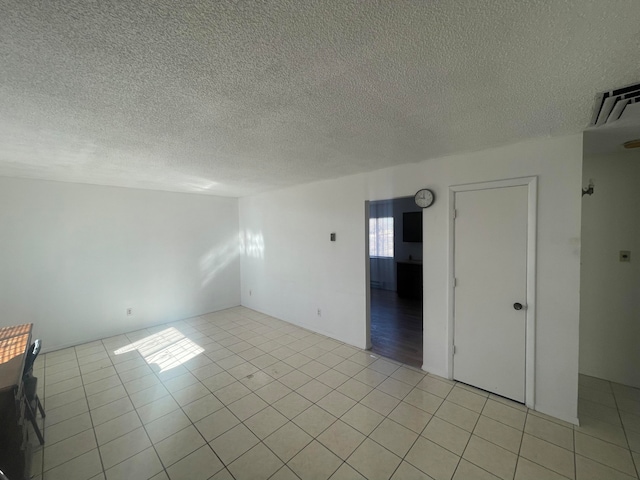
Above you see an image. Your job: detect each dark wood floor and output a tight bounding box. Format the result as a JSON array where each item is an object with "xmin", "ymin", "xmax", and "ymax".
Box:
[{"xmin": 370, "ymin": 288, "xmax": 423, "ymax": 367}]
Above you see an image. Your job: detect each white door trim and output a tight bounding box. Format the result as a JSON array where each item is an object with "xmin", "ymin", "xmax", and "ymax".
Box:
[
  {"xmin": 447, "ymin": 176, "xmax": 537, "ymax": 408},
  {"xmin": 364, "ymin": 200, "xmax": 372, "ymax": 350}
]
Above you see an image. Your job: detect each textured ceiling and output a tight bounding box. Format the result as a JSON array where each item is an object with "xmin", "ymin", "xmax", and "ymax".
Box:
[{"xmin": 1, "ymin": 1, "xmax": 639, "ymax": 196}]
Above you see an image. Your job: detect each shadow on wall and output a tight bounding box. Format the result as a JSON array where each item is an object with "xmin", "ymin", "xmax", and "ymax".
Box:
[{"xmin": 114, "ymin": 327, "xmax": 204, "ymax": 372}]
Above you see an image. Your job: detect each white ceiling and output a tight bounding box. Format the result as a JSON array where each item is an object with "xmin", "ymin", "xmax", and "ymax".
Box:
[{"xmin": 1, "ymin": 1, "xmax": 639, "ymax": 197}]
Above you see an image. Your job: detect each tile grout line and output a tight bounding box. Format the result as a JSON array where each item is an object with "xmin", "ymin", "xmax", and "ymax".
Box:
[
  {"xmin": 54, "ymin": 334, "xmax": 452, "ymax": 479},
  {"xmin": 516, "ymin": 408, "xmax": 529, "ymax": 480},
  {"xmin": 112, "ymin": 330, "xmax": 247, "ymax": 479},
  {"xmin": 574, "ymin": 378, "xmax": 640, "ymax": 479},
  {"xmin": 213, "ymin": 311, "xmax": 352, "ymax": 479},
  {"xmin": 289, "ymin": 358, "xmax": 407, "ymax": 480},
  {"xmin": 39, "ymin": 347, "xmax": 107, "ymax": 478},
  {"xmin": 45, "ymin": 344, "xmax": 168, "ymax": 478},
  {"xmin": 573, "ymin": 411, "xmax": 577, "ymax": 480},
  {"xmin": 448, "ymin": 392, "xmax": 488, "ymax": 480},
  {"xmin": 73, "ymin": 345, "xmax": 109, "ymax": 480},
  {"xmin": 610, "ymin": 379, "xmax": 640, "ymax": 479},
  {"xmin": 103, "ymin": 341, "xmax": 175, "ymax": 480},
  {"xmin": 41, "ymin": 317, "xmax": 436, "ymax": 479},
  {"xmin": 310, "ymin": 361, "xmax": 411, "ymax": 479},
  {"xmin": 222, "ymin": 328, "xmax": 367, "ymax": 479},
  {"xmin": 38, "ymin": 310, "xmax": 640, "ymax": 480},
  {"xmin": 115, "ymin": 319, "xmax": 261, "ymax": 477},
  {"xmin": 123, "ymin": 312, "xmax": 340, "ymax": 477},
  {"xmin": 518, "ymin": 414, "xmax": 579, "ymax": 479},
  {"xmin": 198, "ymin": 329, "xmax": 396, "ymax": 478}
]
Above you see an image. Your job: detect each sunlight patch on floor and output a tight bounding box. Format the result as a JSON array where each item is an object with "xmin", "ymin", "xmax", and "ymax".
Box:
[{"xmin": 114, "ymin": 327, "xmax": 204, "ymax": 372}]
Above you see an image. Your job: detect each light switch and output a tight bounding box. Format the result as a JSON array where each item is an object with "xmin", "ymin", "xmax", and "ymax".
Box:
[
  {"xmin": 330, "ymin": 233, "xmax": 336, "ymax": 242},
  {"xmin": 620, "ymin": 250, "xmax": 631, "ymax": 262}
]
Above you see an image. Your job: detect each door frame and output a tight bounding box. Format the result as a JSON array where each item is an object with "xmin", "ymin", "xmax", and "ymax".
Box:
[
  {"xmin": 447, "ymin": 176, "xmax": 537, "ymax": 408},
  {"xmin": 364, "ymin": 200, "xmax": 372, "ymax": 350}
]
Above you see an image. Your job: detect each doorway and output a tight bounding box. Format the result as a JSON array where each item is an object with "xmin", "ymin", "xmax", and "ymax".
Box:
[
  {"xmin": 368, "ymin": 197, "xmax": 423, "ymax": 367},
  {"xmin": 579, "ymin": 147, "xmax": 640, "ymax": 389},
  {"xmin": 449, "ymin": 177, "xmax": 537, "ymax": 406}
]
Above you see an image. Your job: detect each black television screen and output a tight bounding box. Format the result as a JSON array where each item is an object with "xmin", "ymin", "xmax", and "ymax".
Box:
[{"xmin": 403, "ymin": 212, "xmax": 422, "ymax": 243}]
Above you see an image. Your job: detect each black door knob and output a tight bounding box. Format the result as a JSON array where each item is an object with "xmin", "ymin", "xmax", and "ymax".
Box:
[{"xmin": 513, "ymin": 303, "xmax": 523, "ymax": 310}]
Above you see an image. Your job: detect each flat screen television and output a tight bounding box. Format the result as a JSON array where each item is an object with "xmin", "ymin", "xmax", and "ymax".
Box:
[{"xmin": 403, "ymin": 212, "xmax": 422, "ymax": 243}]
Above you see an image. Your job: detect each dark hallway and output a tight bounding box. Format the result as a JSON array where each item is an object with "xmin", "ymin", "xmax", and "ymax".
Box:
[{"xmin": 370, "ymin": 288, "xmax": 422, "ymax": 367}]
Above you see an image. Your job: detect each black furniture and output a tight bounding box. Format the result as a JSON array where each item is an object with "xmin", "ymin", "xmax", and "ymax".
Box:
[
  {"xmin": 23, "ymin": 339, "xmax": 45, "ymax": 445},
  {"xmin": 0, "ymin": 323, "xmax": 34, "ymax": 480},
  {"xmin": 396, "ymin": 260, "xmax": 423, "ymax": 299}
]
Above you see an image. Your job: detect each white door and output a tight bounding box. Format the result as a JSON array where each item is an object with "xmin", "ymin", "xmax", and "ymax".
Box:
[{"xmin": 453, "ymin": 185, "xmax": 528, "ymax": 402}]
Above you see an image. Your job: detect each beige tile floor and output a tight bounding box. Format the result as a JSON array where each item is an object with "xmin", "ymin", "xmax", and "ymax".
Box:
[{"xmin": 25, "ymin": 306, "xmax": 640, "ymax": 480}]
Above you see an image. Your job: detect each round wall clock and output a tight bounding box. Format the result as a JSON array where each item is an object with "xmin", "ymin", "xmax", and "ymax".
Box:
[{"xmin": 414, "ymin": 188, "xmax": 435, "ymax": 208}]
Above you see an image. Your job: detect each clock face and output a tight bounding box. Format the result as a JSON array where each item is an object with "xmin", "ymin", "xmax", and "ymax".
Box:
[{"xmin": 414, "ymin": 189, "xmax": 435, "ymax": 208}]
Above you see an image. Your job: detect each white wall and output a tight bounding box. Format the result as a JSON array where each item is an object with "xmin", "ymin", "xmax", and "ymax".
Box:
[
  {"xmin": 580, "ymin": 151, "xmax": 640, "ymax": 387},
  {"xmin": 0, "ymin": 177, "xmax": 240, "ymax": 351},
  {"xmin": 240, "ymin": 174, "xmax": 368, "ymax": 348},
  {"xmin": 240, "ymin": 134, "xmax": 583, "ymax": 424}
]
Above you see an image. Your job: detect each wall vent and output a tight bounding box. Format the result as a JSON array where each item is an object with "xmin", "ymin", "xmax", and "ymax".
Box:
[{"xmin": 590, "ymin": 82, "xmax": 640, "ymax": 127}]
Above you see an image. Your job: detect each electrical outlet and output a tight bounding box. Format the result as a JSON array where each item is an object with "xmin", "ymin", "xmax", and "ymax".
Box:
[
  {"xmin": 126, "ymin": 308, "xmax": 133, "ymax": 316},
  {"xmin": 317, "ymin": 308, "xmax": 321, "ymax": 317}
]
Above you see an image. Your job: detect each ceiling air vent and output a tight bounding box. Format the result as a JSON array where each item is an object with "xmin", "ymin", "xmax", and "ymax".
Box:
[{"xmin": 590, "ymin": 82, "xmax": 640, "ymax": 127}]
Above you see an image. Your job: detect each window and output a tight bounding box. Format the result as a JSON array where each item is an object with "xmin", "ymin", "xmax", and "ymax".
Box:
[{"xmin": 369, "ymin": 217, "xmax": 394, "ymax": 257}]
